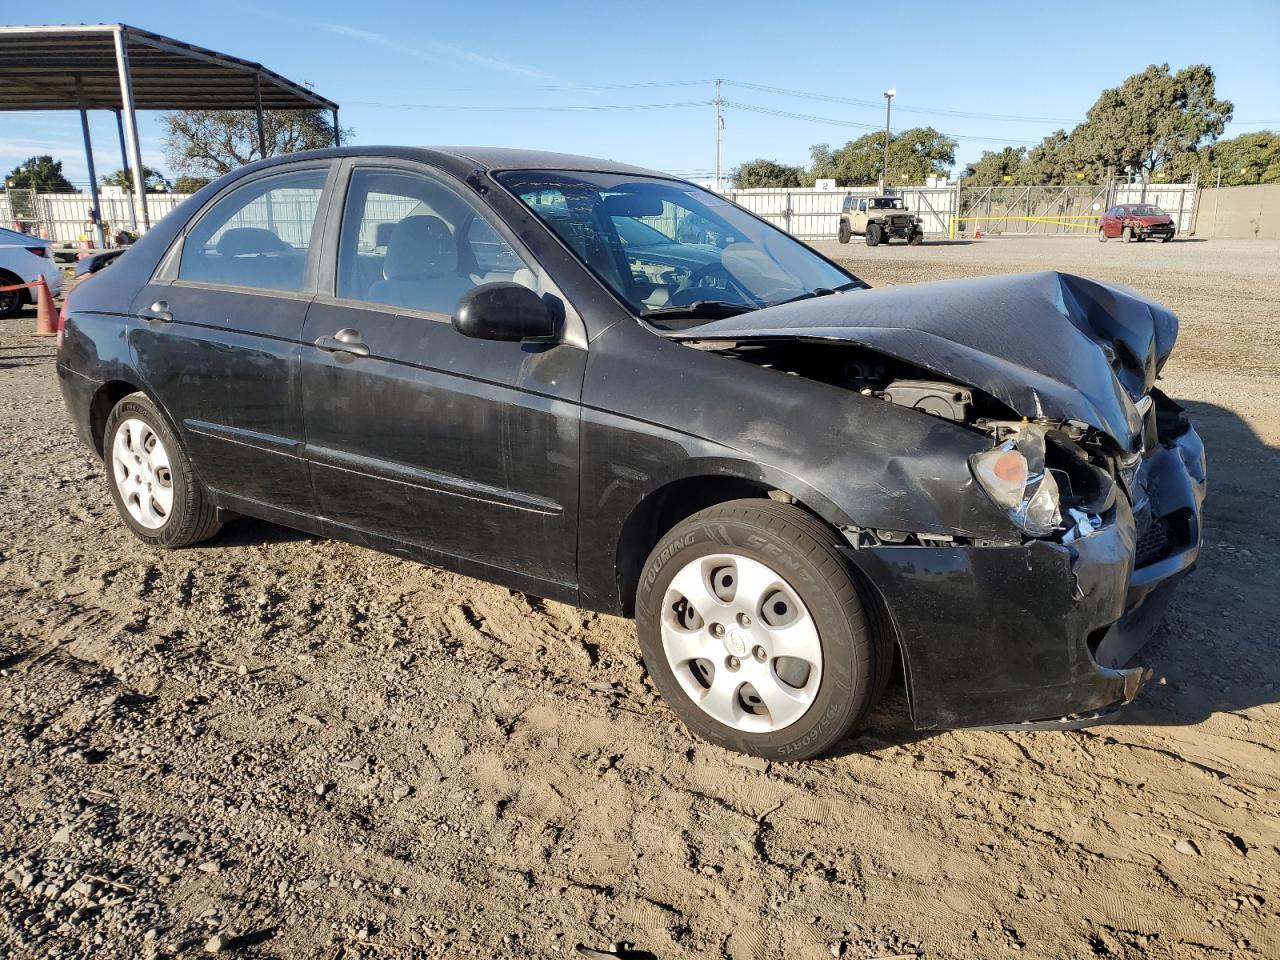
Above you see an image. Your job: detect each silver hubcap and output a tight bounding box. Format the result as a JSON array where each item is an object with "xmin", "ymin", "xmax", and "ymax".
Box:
[
  {"xmin": 111, "ymin": 417, "xmax": 174, "ymax": 529},
  {"xmin": 661, "ymin": 553, "xmax": 823, "ymax": 733}
]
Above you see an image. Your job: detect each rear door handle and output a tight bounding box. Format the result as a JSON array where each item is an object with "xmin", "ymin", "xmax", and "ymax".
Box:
[
  {"xmin": 139, "ymin": 300, "xmax": 172, "ymax": 323},
  {"xmin": 314, "ymin": 327, "xmax": 370, "ymax": 358}
]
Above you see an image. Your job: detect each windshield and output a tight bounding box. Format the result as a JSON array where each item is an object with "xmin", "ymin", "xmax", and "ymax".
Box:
[
  {"xmin": 498, "ymin": 170, "xmax": 860, "ymax": 323},
  {"xmin": 871, "ymin": 198, "xmax": 904, "ymax": 209},
  {"xmin": 1128, "ymin": 204, "xmax": 1165, "ymax": 217}
]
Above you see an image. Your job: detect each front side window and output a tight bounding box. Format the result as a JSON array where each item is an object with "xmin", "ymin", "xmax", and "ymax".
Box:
[
  {"xmin": 178, "ymin": 168, "xmax": 327, "ymax": 292},
  {"xmin": 336, "ymin": 167, "xmax": 532, "ymax": 315},
  {"xmin": 498, "ymin": 170, "xmax": 858, "ymax": 323}
]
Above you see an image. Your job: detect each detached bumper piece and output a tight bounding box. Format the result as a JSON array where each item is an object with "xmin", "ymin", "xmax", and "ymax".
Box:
[{"xmin": 848, "ymin": 418, "xmax": 1205, "ymax": 731}]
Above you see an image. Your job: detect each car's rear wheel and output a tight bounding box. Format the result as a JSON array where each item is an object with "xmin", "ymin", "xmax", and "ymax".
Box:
[
  {"xmin": 865, "ymin": 223, "xmax": 882, "ymax": 247},
  {"xmin": 104, "ymin": 393, "xmax": 222, "ymax": 548},
  {"xmin": 635, "ymin": 500, "xmax": 889, "ymax": 760},
  {"xmin": 1097, "ymin": 227, "xmax": 1107, "ymax": 242},
  {"xmin": 838, "ymin": 221, "xmax": 851, "ymax": 244},
  {"xmin": 0, "ymin": 270, "xmax": 25, "ymax": 319}
]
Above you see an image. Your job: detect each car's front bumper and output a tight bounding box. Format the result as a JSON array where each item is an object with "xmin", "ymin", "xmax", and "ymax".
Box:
[{"xmin": 845, "ymin": 422, "xmax": 1206, "ymax": 730}]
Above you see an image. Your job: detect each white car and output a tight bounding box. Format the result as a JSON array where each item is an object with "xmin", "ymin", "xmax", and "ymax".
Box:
[{"xmin": 0, "ymin": 226, "xmax": 63, "ymax": 318}]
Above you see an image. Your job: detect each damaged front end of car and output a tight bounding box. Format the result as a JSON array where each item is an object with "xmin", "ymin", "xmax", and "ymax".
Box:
[{"xmin": 667, "ymin": 271, "xmax": 1207, "ymax": 730}]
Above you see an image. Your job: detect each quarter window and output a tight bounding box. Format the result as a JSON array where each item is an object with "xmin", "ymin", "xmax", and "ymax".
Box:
[
  {"xmin": 336, "ymin": 168, "xmax": 533, "ymax": 314},
  {"xmin": 178, "ymin": 169, "xmax": 327, "ymax": 292}
]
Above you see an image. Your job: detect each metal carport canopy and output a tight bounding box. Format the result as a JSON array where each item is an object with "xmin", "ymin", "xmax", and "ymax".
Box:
[{"xmin": 0, "ymin": 23, "xmax": 340, "ymax": 241}]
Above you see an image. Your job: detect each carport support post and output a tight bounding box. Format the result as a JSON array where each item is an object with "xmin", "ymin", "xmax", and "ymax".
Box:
[
  {"xmin": 76, "ymin": 79, "xmax": 106, "ymax": 250},
  {"xmin": 254, "ymin": 73, "xmax": 267, "ymax": 160},
  {"xmin": 332, "ymin": 109, "xmax": 341, "ymax": 147},
  {"xmin": 113, "ymin": 111, "xmax": 137, "ymax": 231},
  {"xmin": 112, "ymin": 26, "xmax": 150, "ymax": 231}
]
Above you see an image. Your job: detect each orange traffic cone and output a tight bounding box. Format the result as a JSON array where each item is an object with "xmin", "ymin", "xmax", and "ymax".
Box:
[
  {"xmin": 33, "ymin": 274, "xmax": 57, "ymax": 337},
  {"xmin": 973, "ymin": 226, "xmax": 983, "ymax": 240}
]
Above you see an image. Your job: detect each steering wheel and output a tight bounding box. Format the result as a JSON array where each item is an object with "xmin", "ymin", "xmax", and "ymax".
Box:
[{"xmin": 669, "ymin": 261, "xmax": 743, "ymax": 306}]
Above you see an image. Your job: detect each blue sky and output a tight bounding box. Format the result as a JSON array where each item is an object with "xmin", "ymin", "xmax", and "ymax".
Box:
[{"xmin": 4, "ymin": 0, "xmax": 1278, "ymax": 187}]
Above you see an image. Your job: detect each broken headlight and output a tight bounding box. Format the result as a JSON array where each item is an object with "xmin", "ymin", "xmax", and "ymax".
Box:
[{"xmin": 969, "ymin": 425, "xmax": 1062, "ymax": 537}]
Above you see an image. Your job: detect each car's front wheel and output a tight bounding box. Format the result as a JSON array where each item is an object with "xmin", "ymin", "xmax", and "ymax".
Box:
[
  {"xmin": 635, "ymin": 500, "xmax": 889, "ymax": 760},
  {"xmin": 104, "ymin": 393, "xmax": 222, "ymax": 548},
  {"xmin": 865, "ymin": 223, "xmax": 882, "ymax": 247},
  {"xmin": 1122, "ymin": 226, "xmax": 1134, "ymax": 243},
  {"xmin": 838, "ymin": 221, "xmax": 851, "ymax": 244}
]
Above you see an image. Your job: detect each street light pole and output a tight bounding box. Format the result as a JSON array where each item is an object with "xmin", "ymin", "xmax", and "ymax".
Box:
[{"xmin": 883, "ymin": 88, "xmax": 896, "ymax": 191}]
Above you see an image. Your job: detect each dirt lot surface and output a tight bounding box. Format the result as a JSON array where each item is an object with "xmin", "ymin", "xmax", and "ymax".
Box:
[{"xmin": 2, "ymin": 237, "xmax": 1277, "ymax": 959}]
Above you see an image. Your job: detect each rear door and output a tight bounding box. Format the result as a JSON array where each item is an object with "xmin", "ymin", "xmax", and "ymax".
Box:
[
  {"xmin": 299, "ymin": 161, "xmax": 586, "ymax": 599},
  {"xmin": 130, "ymin": 163, "xmax": 336, "ymax": 516}
]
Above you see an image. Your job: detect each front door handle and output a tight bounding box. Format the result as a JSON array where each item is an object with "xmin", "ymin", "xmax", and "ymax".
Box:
[
  {"xmin": 314, "ymin": 327, "xmax": 370, "ymax": 358},
  {"xmin": 140, "ymin": 300, "xmax": 172, "ymax": 323}
]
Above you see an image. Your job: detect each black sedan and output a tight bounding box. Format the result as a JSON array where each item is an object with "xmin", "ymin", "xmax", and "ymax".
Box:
[{"xmin": 56, "ymin": 147, "xmax": 1205, "ymax": 760}]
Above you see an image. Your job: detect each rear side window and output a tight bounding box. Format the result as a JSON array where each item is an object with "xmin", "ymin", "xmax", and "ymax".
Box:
[{"xmin": 178, "ymin": 169, "xmax": 327, "ymax": 293}]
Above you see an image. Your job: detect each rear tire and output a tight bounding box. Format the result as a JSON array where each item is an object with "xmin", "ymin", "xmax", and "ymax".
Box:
[
  {"xmin": 865, "ymin": 223, "xmax": 882, "ymax": 247},
  {"xmin": 635, "ymin": 500, "xmax": 890, "ymax": 760},
  {"xmin": 103, "ymin": 393, "xmax": 222, "ymax": 548},
  {"xmin": 0, "ymin": 270, "xmax": 25, "ymax": 319},
  {"xmin": 1097, "ymin": 228, "xmax": 1107, "ymax": 243}
]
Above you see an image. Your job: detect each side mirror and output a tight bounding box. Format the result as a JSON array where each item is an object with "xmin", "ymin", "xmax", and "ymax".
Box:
[{"xmin": 453, "ymin": 282, "xmax": 554, "ymax": 342}]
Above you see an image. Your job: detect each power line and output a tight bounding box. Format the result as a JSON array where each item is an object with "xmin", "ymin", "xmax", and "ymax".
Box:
[
  {"xmin": 722, "ymin": 80, "xmax": 1082, "ymax": 125},
  {"xmin": 722, "ymin": 101, "xmax": 1044, "ymax": 145},
  {"xmin": 347, "ymin": 99, "xmax": 710, "ymax": 113}
]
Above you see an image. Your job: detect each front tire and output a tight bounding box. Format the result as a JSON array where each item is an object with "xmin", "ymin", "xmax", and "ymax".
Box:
[
  {"xmin": 838, "ymin": 221, "xmax": 851, "ymax": 244},
  {"xmin": 635, "ymin": 500, "xmax": 889, "ymax": 760},
  {"xmin": 104, "ymin": 393, "xmax": 222, "ymax": 548},
  {"xmin": 1122, "ymin": 226, "xmax": 1133, "ymax": 243},
  {"xmin": 908, "ymin": 229, "xmax": 924, "ymax": 246},
  {"xmin": 865, "ymin": 223, "xmax": 882, "ymax": 247}
]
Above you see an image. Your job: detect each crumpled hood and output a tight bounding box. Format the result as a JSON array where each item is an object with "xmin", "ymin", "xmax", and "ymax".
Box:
[{"xmin": 669, "ymin": 271, "xmax": 1178, "ymax": 449}]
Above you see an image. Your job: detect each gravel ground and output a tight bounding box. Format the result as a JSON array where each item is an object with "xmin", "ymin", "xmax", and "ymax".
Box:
[{"xmin": 1, "ymin": 237, "xmax": 1277, "ymax": 960}]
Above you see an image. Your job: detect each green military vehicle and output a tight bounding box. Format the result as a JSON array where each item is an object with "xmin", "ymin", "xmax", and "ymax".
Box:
[{"xmin": 838, "ymin": 195, "xmax": 924, "ymax": 246}]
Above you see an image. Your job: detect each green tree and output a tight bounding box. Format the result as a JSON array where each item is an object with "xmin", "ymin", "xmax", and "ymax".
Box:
[
  {"xmin": 172, "ymin": 175, "xmax": 214, "ymax": 194},
  {"xmin": 1022, "ymin": 130, "xmax": 1091, "ymax": 184},
  {"xmin": 729, "ymin": 158, "xmax": 805, "ymax": 188},
  {"xmin": 100, "ymin": 166, "xmax": 170, "ymax": 193},
  {"xmin": 161, "ymin": 109, "xmax": 352, "ymax": 177},
  {"xmin": 3, "ymin": 155, "xmax": 75, "ymax": 193},
  {"xmin": 808, "ymin": 127, "xmax": 956, "ymax": 186},
  {"xmin": 1070, "ymin": 64, "xmax": 1232, "ymax": 179},
  {"xmin": 961, "ymin": 146, "xmax": 1027, "ymax": 185},
  {"xmin": 1200, "ymin": 131, "xmax": 1280, "ymax": 185}
]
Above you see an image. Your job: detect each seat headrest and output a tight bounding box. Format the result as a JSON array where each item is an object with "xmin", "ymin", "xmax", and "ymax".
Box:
[
  {"xmin": 374, "ymin": 221, "xmax": 396, "ymax": 248},
  {"xmin": 384, "ymin": 215, "xmax": 457, "ymax": 281},
  {"xmin": 216, "ymin": 227, "xmax": 289, "ymax": 258}
]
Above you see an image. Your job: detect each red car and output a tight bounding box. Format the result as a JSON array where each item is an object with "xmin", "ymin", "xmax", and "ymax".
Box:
[{"xmin": 1098, "ymin": 203, "xmax": 1176, "ymax": 243}]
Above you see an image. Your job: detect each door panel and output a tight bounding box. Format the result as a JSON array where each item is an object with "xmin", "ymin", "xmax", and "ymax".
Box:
[
  {"xmin": 129, "ymin": 287, "xmax": 311, "ymax": 512},
  {"xmin": 301, "ymin": 301, "xmax": 585, "ymax": 588}
]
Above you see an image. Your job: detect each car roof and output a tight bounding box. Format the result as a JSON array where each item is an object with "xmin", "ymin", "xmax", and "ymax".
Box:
[
  {"xmin": 0, "ymin": 225, "xmax": 46, "ymax": 245},
  {"xmin": 243, "ymin": 145, "xmax": 669, "ymax": 180}
]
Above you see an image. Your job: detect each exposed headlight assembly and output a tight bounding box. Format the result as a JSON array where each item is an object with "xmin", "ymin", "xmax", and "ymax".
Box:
[{"xmin": 970, "ymin": 425, "xmax": 1062, "ymax": 537}]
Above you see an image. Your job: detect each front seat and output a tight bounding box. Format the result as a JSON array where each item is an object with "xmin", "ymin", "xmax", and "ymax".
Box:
[{"xmin": 368, "ymin": 215, "xmax": 474, "ymax": 314}]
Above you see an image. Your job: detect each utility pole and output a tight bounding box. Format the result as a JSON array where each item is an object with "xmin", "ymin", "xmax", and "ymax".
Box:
[
  {"xmin": 714, "ymin": 79, "xmax": 724, "ymax": 192},
  {"xmin": 883, "ymin": 88, "xmax": 896, "ymax": 191}
]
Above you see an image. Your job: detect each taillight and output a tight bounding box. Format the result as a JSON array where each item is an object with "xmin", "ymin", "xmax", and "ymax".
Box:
[
  {"xmin": 25, "ymin": 246, "xmax": 50, "ymax": 258},
  {"xmin": 56, "ymin": 290, "xmax": 71, "ymax": 349}
]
